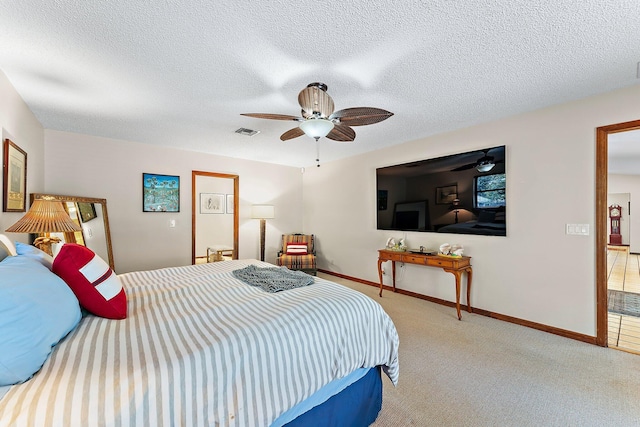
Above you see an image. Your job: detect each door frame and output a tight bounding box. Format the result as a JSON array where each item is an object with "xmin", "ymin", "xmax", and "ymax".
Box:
[
  {"xmin": 191, "ymin": 170, "xmax": 239, "ymax": 264},
  {"xmin": 595, "ymin": 119, "xmax": 640, "ymax": 346}
]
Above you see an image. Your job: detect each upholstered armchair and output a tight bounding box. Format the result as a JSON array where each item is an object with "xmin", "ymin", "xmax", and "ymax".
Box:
[{"xmin": 276, "ymin": 234, "xmax": 317, "ymax": 276}]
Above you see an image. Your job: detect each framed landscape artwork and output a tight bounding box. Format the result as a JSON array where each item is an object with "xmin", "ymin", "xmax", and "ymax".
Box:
[
  {"xmin": 143, "ymin": 173, "xmax": 180, "ymax": 212},
  {"xmin": 2, "ymin": 139, "xmax": 27, "ymax": 212}
]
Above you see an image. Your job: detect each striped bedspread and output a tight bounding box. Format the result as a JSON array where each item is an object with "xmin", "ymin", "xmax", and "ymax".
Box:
[{"xmin": 0, "ymin": 260, "xmax": 399, "ymax": 426}]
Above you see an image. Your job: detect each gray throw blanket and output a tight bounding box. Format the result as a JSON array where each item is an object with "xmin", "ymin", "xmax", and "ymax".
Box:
[{"xmin": 232, "ymin": 264, "xmax": 314, "ymax": 293}]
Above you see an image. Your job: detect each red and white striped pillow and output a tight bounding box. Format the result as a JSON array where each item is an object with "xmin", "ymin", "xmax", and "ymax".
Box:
[
  {"xmin": 52, "ymin": 244, "xmax": 127, "ymax": 319},
  {"xmin": 286, "ymin": 243, "xmax": 308, "ymax": 255}
]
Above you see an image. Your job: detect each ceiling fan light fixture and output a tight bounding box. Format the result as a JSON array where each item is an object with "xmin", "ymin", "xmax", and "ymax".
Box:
[
  {"xmin": 299, "ymin": 118, "xmax": 334, "ymax": 140},
  {"xmin": 476, "ymin": 160, "xmax": 495, "ymax": 172}
]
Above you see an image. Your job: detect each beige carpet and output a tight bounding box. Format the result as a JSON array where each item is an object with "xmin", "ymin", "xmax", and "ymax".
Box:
[{"xmin": 319, "ymin": 273, "xmax": 640, "ymax": 426}]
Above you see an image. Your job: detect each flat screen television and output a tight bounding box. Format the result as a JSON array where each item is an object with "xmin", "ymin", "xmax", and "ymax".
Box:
[{"xmin": 376, "ymin": 146, "xmax": 506, "ymax": 236}]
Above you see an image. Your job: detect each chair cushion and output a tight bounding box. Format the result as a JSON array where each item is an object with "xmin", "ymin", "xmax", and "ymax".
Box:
[
  {"xmin": 286, "ymin": 243, "xmax": 308, "ymax": 255},
  {"xmin": 283, "ymin": 234, "xmax": 314, "ymax": 253},
  {"xmin": 277, "ymin": 254, "xmax": 316, "ymax": 271}
]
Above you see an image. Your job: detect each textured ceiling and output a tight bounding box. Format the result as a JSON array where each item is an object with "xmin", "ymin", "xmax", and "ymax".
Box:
[{"xmin": 0, "ymin": 1, "xmax": 639, "ymax": 168}]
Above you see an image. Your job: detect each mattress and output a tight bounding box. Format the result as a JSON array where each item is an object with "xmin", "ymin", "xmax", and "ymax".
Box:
[{"xmin": 0, "ymin": 259, "xmax": 399, "ymax": 426}]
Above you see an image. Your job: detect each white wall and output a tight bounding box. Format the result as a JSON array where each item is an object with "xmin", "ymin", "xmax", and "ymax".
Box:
[
  {"xmin": 0, "ymin": 71, "xmax": 45, "ymax": 238},
  {"xmin": 44, "ymin": 130, "xmax": 303, "ymax": 273},
  {"xmin": 304, "ymin": 83, "xmax": 640, "ymax": 337},
  {"xmin": 609, "ymin": 174, "xmax": 640, "ymax": 253}
]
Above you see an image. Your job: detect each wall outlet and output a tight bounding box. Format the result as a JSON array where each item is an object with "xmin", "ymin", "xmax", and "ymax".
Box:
[{"xmin": 169, "ymin": 219, "xmax": 176, "ymax": 228}]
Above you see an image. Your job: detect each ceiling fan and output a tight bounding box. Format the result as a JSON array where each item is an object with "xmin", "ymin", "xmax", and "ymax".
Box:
[
  {"xmin": 451, "ymin": 148, "xmax": 503, "ymax": 173},
  {"xmin": 241, "ymin": 82, "xmax": 393, "ymax": 165}
]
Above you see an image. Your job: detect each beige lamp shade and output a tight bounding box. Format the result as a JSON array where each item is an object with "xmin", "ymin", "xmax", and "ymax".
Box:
[
  {"xmin": 5, "ymin": 199, "xmax": 82, "ymax": 234},
  {"xmin": 251, "ymin": 205, "xmax": 275, "ymax": 219}
]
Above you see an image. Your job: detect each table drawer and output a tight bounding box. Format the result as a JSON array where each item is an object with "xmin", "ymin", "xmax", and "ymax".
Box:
[
  {"xmin": 402, "ymin": 254, "xmax": 427, "ymax": 265},
  {"xmin": 385, "ymin": 252, "xmax": 404, "ymax": 261},
  {"xmin": 426, "ymin": 257, "xmax": 455, "ymax": 268}
]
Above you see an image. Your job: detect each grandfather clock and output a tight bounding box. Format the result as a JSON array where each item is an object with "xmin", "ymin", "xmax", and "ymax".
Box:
[{"xmin": 609, "ymin": 204, "xmax": 622, "ymax": 245}]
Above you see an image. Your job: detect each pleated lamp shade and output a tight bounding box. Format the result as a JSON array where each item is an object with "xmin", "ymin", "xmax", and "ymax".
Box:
[{"xmin": 5, "ymin": 199, "xmax": 81, "ymax": 233}]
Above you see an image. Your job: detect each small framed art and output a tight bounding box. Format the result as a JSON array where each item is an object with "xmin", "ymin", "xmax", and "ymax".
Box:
[
  {"xmin": 3, "ymin": 139, "xmax": 27, "ymax": 212},
  {"xmin": 143, "ymin": 173, "xmax": 180, "ymax": 212},
  {"xmin": 200, "ymin": 193, "xmax": 225, "ymax": 214},
  {"xmin": 77, "ymin": 202, "xmax": 97, "ymax": 222},
  {"xmin": 435, "ymin": 184, "xmax": 458, "ymax": 205},
  {"xmin": 226, "ymin": 194, "xmax": 234, "ymax": 214}
]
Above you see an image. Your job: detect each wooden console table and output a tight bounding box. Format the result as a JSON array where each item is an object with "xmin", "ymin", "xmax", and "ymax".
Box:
[{"xmin": 377, "ymin": 249, "xmax": 473, "ymax": 320}]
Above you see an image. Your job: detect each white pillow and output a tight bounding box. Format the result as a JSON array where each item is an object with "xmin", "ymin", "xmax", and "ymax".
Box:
[{"xmin": 0, "ymin": 234, "xmax": 17, "ymax": 259}]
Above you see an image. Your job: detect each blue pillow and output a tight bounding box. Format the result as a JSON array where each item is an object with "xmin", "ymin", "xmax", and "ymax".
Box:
[
  {"xmin": 0, "ymin": 256, "xmax": 81, "ymax": 386},
  {"xmin": 15, "ymin": 241, "xmax": 54, "ymax": 270}
]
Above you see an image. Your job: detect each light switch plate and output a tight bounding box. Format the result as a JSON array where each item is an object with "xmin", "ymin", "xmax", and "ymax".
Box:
[{"xmin": 566, "ymin": 223, "xmax": 589, "ymax": 235}]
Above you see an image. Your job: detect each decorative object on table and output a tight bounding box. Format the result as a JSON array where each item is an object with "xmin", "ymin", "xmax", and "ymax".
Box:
[
  {"xmin": 252, "ymin": 205, "xmax": 275, "ymax": 261},
  {"xmin": 386, "ymin": 237, "xmax": 395, "ymax": 249},
  {"xmin": 398, "ymin": 238, "xmax": 407, "ymax": 251},
  {"xmin": 2, "ymin": 139, "xmax": 27, "ymax": 212},
  {"xmin": 226, "ymin": 194, "xmax": 234, "ymax": 214},
  {"xmin": 142, "ymin": 173, "xmax": 180, "ymax": 212},
  {"xmin": 5, "ymin": 196, "xmax": 82, "ymax": 256},
  {"xmin": 439, "ymin": 243, "xmax": 464, "ymax": 257},
  {"xmin": 451, "ymin": 244, "xmax": 464, "ymax": 256},
  {"xmin": 435, "ymin": 184, "xmax": 457, "ymax": 205},
  {"xmin": 200, "ymin": 193, "xmax": 225, "ymax": 214},
  {"xmin": 77, "ymin": 202, "xmax": 97, "ymax": 223},
  {"xmin": 385, "ymin": 237, "xmax": 406, "ymax": 251}
]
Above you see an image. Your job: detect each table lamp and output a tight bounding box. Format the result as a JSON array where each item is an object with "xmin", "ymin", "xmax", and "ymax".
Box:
[
  {"xmin": 251, "ymin": 205, "xmax": 274, "ymax": 261},
  {"xmin": 5, "ymin": 197, "xmax": 82, "ymax": 256}
]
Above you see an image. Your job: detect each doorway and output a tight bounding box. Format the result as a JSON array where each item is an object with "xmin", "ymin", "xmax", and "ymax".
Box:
[
  {"xmin": 191, "ymin": 171, "xmax": 239, "ymax": 264},
  {"xmin": 595, "ymin": 119, "xmax": 640, "ymax": 347}
]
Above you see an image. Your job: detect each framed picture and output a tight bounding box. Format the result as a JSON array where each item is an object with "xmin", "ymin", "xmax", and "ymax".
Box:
[
  {"xmin": 2, "ymin": 139, "xmax": 27, "ymax": 212},
  {"xmin": 200, "ymin": 193, "xmax": 225, "ymax": 214},
  {"xmin": 143, "ymin": 173, "xmax": 180, "ymax": 212},
  {"xmin": 77, "ymin": 202, "xmax": 97, "ymax": 223},
  {"xmin": 435, "ymin": 184, "xmax": 458, "ymax": 205},
  {"xmin": 226, "ymin": 194, "xmax": 234, "ymax": 214}
]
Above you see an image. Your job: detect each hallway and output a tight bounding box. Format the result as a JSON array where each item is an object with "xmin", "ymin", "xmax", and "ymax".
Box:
[{"xmin": 607, "ymin": 246, "xmax": 640, "ymax": 353}]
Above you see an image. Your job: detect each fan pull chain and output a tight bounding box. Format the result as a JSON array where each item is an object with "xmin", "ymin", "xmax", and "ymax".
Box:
[{"xmin": 315, "ymin": 139, "xmax": 321, "ymax": 167}]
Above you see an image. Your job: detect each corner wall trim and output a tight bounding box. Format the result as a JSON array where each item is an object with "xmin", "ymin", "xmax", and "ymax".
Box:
[{"xmin": 318, "ymin": 268, "xmax": 597, "ymax": 346}]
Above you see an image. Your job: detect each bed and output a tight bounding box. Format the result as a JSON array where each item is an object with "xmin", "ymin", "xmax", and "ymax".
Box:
[{"xmin": 0, "ymin": 238, "xmax": 399, "ymax": 426}]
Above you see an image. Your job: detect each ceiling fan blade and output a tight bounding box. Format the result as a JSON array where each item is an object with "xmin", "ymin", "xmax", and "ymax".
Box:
[
  {"xmin": 451, "ymin": 163, "xmax": 476, "ymax": 172},
  {"xmin": 329, "ymin": 107, "xmax": 393, "ymax": 126},
  {"xmin": 298, "ymin": 84, "xmax": 335, "ymax": 118},
  {"xmin": 241, "ymin": 113, "xmax": 302, "ymax": 121},
  {"xmin": 326, "ymin": 124, "xmax": 356, "ymax": 142},
  {"xmin": 280, "ymin": 127, "xmax": 305, "ymax": 141}
]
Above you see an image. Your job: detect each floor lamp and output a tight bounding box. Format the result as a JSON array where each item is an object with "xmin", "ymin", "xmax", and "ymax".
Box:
[{"xmin": 251, "ymin": 205, "xmax": 274, "ymax": 262}]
